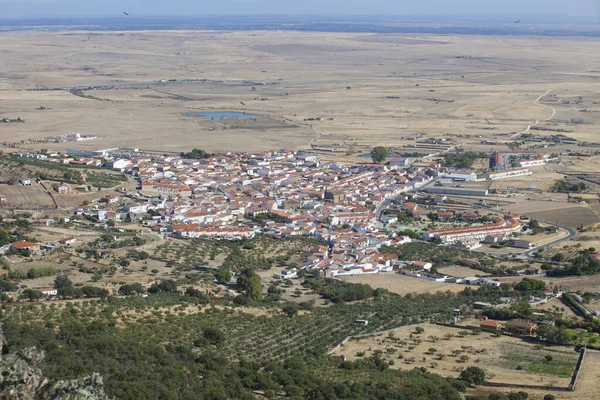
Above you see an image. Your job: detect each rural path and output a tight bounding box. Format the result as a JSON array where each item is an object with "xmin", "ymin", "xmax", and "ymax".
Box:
[{"xmin": 510, "ymin": 89, "xmax": 556, "ymax": 139}]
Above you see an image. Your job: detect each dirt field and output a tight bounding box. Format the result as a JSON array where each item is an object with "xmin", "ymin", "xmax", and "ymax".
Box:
[
  {"xmin": 1, "ymin": 32, "xmax": 600, "ymax": 155},
  {"xmin": 341, "ymin": 273, "xmax": 472, "ymax": 295},
  {"xmin": 0, "ymin": 183, "xmax": 56, "ymax": 209},
  {"xmin": 333, "ymin": 322, "xmax": 578, "ymax": 387},
  {"xmin": 438, "ymin": 266, "xmax": 491, "ymax": 278},
  {"xmin": 533, "ymin": 298, "xmax": 580, "ymax": 320},
  {"xmin": 470, "ymin": 349, "xmax": 600, "ymax": 400}
]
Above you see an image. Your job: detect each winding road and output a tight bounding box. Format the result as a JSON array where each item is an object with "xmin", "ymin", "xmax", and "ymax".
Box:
[
  {"xmin": 510, "ymin": 88, "xmax": 556, "ymax": 139},
  {"xmin": 471, "ymin": 203, "xmax": 577, "ymax": 260}
]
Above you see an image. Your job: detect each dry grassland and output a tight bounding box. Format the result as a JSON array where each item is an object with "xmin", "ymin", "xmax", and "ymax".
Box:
[
  {"xmin": 341, "ymin": 272, "xmax": 472, "ymax": 296},
  {"xmin": 0, "ymin": 31, "xmax": 599, "ymax": 154},
  {"xmin": 333, "ymin": 323, "xmax": 578, "ymax": 387}
]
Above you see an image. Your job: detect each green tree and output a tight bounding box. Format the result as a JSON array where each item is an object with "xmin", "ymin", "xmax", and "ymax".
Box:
[
  {"xmin": 119, "ymin": 283, "xmax": 145, "ymax": 296},
  {"xmin": 371, "ymin": 146, "xmax": 388, "ymax": 163},
  {"xmin": 282, "ymin": 302, "xmax": 299, "ymax": 318},
  {"xmin": 148, "ymin": 279, "xmax": 178, "ymax": 294},
  {"xmin": 214, "ymin": 268, "xmax": 232, "ymax": 284},
  {"xmin": 202, "ymin": 327, "xmax": 226, "ymax": 346},
  {"xmin": 237, "ymin": 268, "xmax": 263, "ymax": 300},
  {"xmin": 54, "ymin": 275, "xmax": 73, "ymax": 290},
  {"xmin": 20, "ymin": 289, "xmax": 43, "ymax": 301},
  {"xmin": 515, "ymin": 278, "xmax": 546, "ymax": 292},
  {"xmin": 459, "ymin": 366, "xmax": 486, "ymax": 386}
]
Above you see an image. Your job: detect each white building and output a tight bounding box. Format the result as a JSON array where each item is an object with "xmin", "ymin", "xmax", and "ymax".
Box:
[
  {"xmin": 486, "ymin": 169, "xmax": 532, "ymax": 181},
  {"xmin": 424, "ymin": 217, "xmax": 522, "ymax": 245},
  {"xmin": 109, "ymin": 159, "xmax": 132, "ymax": 171},
  {"xmin": 273, "ymin": 268, "xmax": 299, "ymax": 280},
  {"xmin": 123, "ymin": 203, "xmax": 148, "ymax": 214},
  {"xmin": 517, "ymin": 159, "xmax": 547, "ymax": 168}
]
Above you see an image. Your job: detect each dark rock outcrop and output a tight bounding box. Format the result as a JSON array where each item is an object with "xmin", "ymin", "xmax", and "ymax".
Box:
[{"xmin": 0, "ymin": 326, "xmax": 111, "ymax": 400}]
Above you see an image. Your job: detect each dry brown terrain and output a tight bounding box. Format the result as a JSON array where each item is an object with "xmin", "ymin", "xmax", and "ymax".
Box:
[
  {"xmin": 341, "ymin": 272, "xmax": 472, "ymax": 295},
  {"xmin": 470, "ymin": 349, "xmax": 600, "ymax": 400},
  {"xmin": 0, "ymin": 31, "xmax": 600, "ymax": 155},
  {"xmin": 333, "ymin": 322, "xmax": 579, "ymax": 388}
]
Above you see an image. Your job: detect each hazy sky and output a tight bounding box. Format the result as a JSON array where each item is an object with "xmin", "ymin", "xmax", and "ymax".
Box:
[{"xmin": 0, "ymin": 0, "xmax": 597, "ymax": 18}]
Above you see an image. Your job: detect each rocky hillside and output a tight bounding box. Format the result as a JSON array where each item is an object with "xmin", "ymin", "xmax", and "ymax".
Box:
[{"xmin": 0, "ymin": 327, "xmax": 111, "ymax": 400}]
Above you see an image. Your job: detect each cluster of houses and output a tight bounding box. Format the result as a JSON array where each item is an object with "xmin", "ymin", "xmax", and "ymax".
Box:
[
  {"xmin": 5, "ymin": 147, "xmax": 541, "ymax": 283},
  {"xmin": 423, "ymin": 216, "xmax": 523, "ymax": 247},
  {"xmin": 480, "ymin": 318, "xmax": 540, "ymax": 337},
  {"xmin": 1, "ymin": 236, "xmax": 77, "ymax": 256},
  {"xmin": 67, "ymin": 149, "xmax": 444, "ymax": 243}
]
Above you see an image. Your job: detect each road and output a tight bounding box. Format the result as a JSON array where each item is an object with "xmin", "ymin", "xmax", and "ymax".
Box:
[
  {"xmin": 510, "ymin": 89, "xmax": 556, "ymax": 139},
  {"xmin": 521, "ymin": 224, "xmax": 577, "ymax": 258},
  {"xmin": 471, "ymin": 203, "xmax": 577, "ymax": 260}
]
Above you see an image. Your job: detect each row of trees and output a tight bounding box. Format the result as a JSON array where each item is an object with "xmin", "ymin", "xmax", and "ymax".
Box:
[
  {"xmin": 303, "ymin": 278, "xmax": 387, "ymax": 303},
  {"xmin": 180, "ymin": 148, "xmax": 214, "ymax": 159},
  {"xmin": 444, "ymin": 152, "xmax": 484, "ymax": 169},
  {"xmin": 553, "ymin": 180, "xmax": 587, "ymax": 192}
]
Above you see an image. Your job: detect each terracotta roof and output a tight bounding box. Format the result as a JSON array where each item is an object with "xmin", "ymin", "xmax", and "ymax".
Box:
[{"xmin": 11, "ymin": 241, "xmax": 39, "ymax": 249}]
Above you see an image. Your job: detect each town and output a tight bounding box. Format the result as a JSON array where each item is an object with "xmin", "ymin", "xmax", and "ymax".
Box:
[{"xmin": 3, "ymin": 145, "xmax": 575, "ymax": 287}]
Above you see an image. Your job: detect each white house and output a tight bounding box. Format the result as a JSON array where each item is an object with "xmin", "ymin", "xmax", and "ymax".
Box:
[
  {"xmin": 273, "ymin": 268, "xmax": 299, "ymax": 280},
  {"xmin": 123, "ymin": 203, "xmax": 148, "ymax": 214},
  {"xmin": 40, "ymin": 288, "xmax": 58, "ymax": 296}
]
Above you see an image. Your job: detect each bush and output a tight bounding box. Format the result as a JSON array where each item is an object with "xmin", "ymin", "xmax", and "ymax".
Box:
[
  {"xmin": 119, "ymin": 283, "xmax": 145, "ymax": 296},
  {"xmin": 148, "ymin": 280, "xmax": 178, "ymax": 294},
  {"xmin": 282, "ymin": 303, "xmax": 299, "ymax": 318},
  {"xmin": 458, "ymin": 366, "xmax": 486, "ymax": 386},
  {"xmin": 202, "ymin": 327, "xmax": 226, "ymax": 346}
]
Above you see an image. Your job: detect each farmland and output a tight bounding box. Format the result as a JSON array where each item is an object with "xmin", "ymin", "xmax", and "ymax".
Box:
[{"xmin": 333, "ymin": 322, "xmax": 579, "ymax": 387}]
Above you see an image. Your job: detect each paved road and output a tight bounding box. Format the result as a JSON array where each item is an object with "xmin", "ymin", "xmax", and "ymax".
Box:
[{"xmin": 471, "ymin": 203, "xmax": 577, "ymax": 260}]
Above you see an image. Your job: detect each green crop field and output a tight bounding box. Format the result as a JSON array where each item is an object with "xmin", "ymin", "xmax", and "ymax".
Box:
[{"xmin": 482, "ymin": 343, "xmax": 578, "ymax": 378}]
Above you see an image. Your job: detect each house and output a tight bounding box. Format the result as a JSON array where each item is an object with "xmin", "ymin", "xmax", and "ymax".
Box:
[
  {"xmin": 39, "ymin": 288, "xmax": 58, "ymax": 296},
  {"xmin": 388, "ymin": 157, "xmax": 412, "ymax": 167},
  {"xmin": 53, "ymin": 184, "xmax": 69, "ymax": 194},
  {"xmin": 509, "ymin": 239, "xmax": 533, "ymax": 249},
  {"xmin": 480, "ymin": 320, "xmax": 502, "ymax": 331},
  {"xmin": 405, "ymin": 260, "xmax": 433, "ymax": 271},
  {"xmin": 473, "ymin": 301, "xmax": 493, "ymax": 309},
  {"xmin": 324, "ymin": 189, "xmax": 345, "ymax": 203},
  {"xmin": 19, "ymin": 178, "xmax": 31, "ymax": 186},
  {"xmin": 60, "ymin": 237, "xmax": 77, "ymax": 246},
  {"xmin": 402, "ymin": 202, "xmax": 418, "ymax": 212},
  {"xmin": 0, "ymin": 195, "xmax": 6, "ymax": 202},
  {"xmin": 123, "ymin": 203, "xmax": 148, "ymax": 214},
  {"xmin": 504, "ymin": 320, "xmax": 538, "ymax": 336},
  {"xmin": 11, "ymin": 240, "xmax": 40, "ymax": 253},
  {"xmin": 460, "ymin": 212, "xmax": 479, "ymax": 222},
  {"xmin": 437, "ymin": 211, "xmax": 454, "ymax": 221},
  {"xmin": 103, "ymin": 195, "xmax": 120, "ymax": 204},
  {"xmin": 484, "ymin": 234, "xmax": 505, "ymax": 244},
  {"xmin": 273, "ymin": 268, "xmax": 299, "ymax": 280}
]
